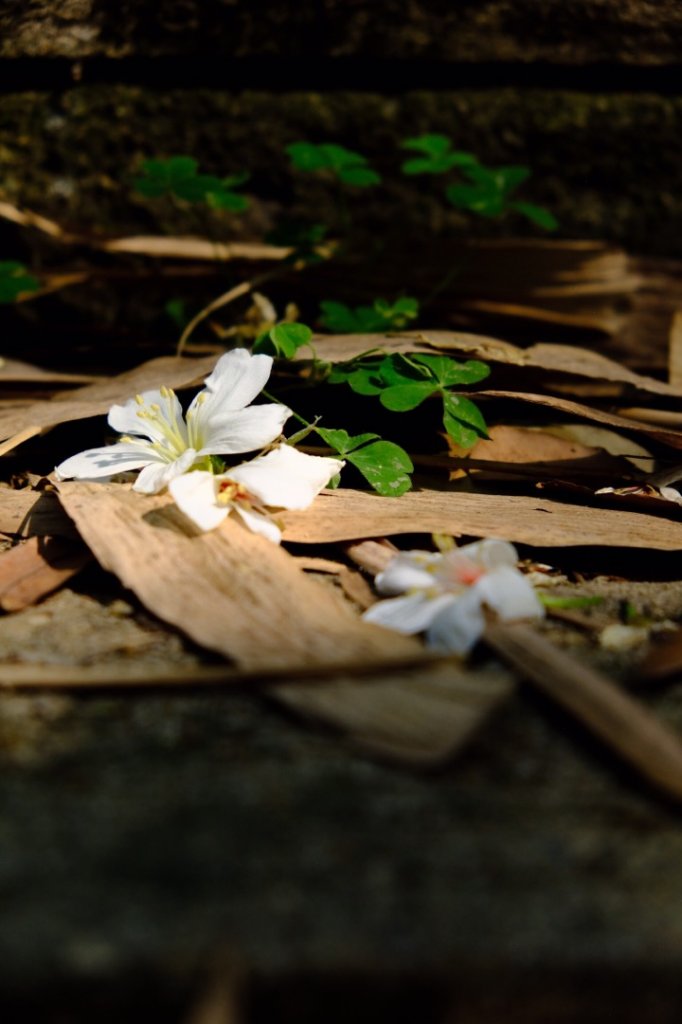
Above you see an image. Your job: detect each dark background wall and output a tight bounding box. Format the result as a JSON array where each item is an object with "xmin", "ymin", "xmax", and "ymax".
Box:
[{"xmin": 0, "ymin": 1, "xmax": 681, "ymax": 257}]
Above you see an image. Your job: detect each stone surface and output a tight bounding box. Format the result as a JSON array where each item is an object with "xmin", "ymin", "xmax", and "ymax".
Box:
[
  {"xmin": 1, "ymin": 1, "xmax": 681, "ymax": 64},
  {"xmin": 0, "ymin": 583, "xmax": 681, "ymax": 1018}
]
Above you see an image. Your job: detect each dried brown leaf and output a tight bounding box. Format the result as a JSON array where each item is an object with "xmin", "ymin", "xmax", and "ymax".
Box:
[
  {"xmin": 0, "ymin": 199, "xmax": 296, "ymax": 264},
  {"xmin": 0, "ymin": 487, "xmax": 80, "ymax": 540},
  {"xmin": 0, "ymin": 359, "xmax": 100, "ymax": 386},
  {"xmin": 0, "ymin": 354, "xmax": 218, "ymax": 453},
  {"xmin": 56, "ymin": 482, "xmax": 422, "ymax": 672},
  {"xmin": 448, "ymin": 424, "xmax": 600, "ymax": 466},
  {"xmin": 280, "ymin": 488, "xmax": 682, "ymax": 550},
  {"xmin": 478, "ymin": 390, "xmax": 682, "ymax": 450},
  {"xmin": 668, "ymin": 310, "xmax": 682, "ymax": 388},
  {"xmin": 311, "ymin": 331, "xmax": 682, "ymax": 400},
  {"xmin": 0, "ymin": 536, "xmax": 91, "ymax": 612}
]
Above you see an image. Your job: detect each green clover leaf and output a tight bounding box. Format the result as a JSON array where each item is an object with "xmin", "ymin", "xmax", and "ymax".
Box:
[
  {"xmin": 401, "ymin": 134, "xmax": 479, "ymax": 175},
  {"xmin": 287, "ymin": 142, "xmax": 381, "ymax": 187},
  {"xmin": 254, "ymin": 322, "xmax": 313, "ymax": 359},
  {"xmin": 316, "ymin": 427, "xmax": 413, "ymax": 497}
]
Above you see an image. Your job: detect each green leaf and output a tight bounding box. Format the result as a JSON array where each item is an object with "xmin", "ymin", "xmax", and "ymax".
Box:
[
  {"xmin": 286, "ymin": 141, "xmax": 328, "ymax": 171},
  {"xmin": 172, "ymin": 173, "xmax": 217, "ymax": 202},
  {"xmin": 166, "ymin": 156, "xmax": 199, "ymax": 178},
  {"xmin": 164, "ymin": 298, "xmax": 188, "ymax": 328},
  {"xmin": 447, "ymin": 162, "xmax": 535, "ymax": 219},
  {"xmin": 319, "ymin": 144, "xmax": 366, "ymax": 170},
  {"xmin": 135, "ymin": 156, "xmax": 199, "ymax": 199},
  {"xmin": 380, "ymin": 382, "xmax": 437, "ymax": 411},
  {"xmin": 222, "ymin": 171, "xmax": 250, "ymax": 189},
  {"xmin": 442, "ymin": 414, "xmax": 480, "ymax": 450},
  {"xmin": 271, "ymin": 322, "xmax": 312, "ymax": 357},
  {"xmin": 411, "ymin": 354, "xmax": 490, "ymax": 386},
  {"xmin": 492, "ymin": 165, "xmax": 531, "ymax": 194},
  {"xmin": 338, "ymin": 166, "xmax": 382, "ymax": 187},
  {"xmin": 402, "ymin": 153, "xmax": 479, "ymax": 176},
  {"xmin": 0, "ymin": 261, "xmax": 40, "ymax": 303},
  {"xmin": 316, "ymin": 427, "xmax": 381, "ymax": 456},
  {"xmin": 319, "ymin": 297, "xmax": 418, "ymax": 333},
  {"xmin": 378, "ymin": 353, "xmax": 433, "ymax": 386},
  {"xmin": 510, "ymin": 201, "xmax": 558, "ymax": 231},
  {"xmin": 255, "ymin": 321, "xmax": 313, "ymax": 359},
  {"xmin": 347, "ymin": 367, "xmax": 384, "ymax": 395},
  {"xmin": 319, "ymin": 300, "xmax": 363, "ymax": 333},
  {"xmin": 207, "ymin": 190, "xmax": 249, "ymax": 212},
  {"xmin": 316, "ymin": 427, "xmax": 352, "ymax": 454},
  {"xmin": 400, "ymin": 134, "xmax": 479, "ymax": 176},
  {"xmin": 287, "ymin": 141, "xmax": 380, "ymax": 186},
  {"xmin": 372, "ymin": 296, "xmax": 419, "ymax": 327},
  {"xmin": 442, "ymin": 392, "xmax": 488, "ymax": 448},
  {"xmin": 538, "ymin": 594, "xmax": 604, "ymax": 610},
  {"xmin": 446, "ymin": 182, "xmax": 505, "ymax": 217},
  {"xmin": 401, "ymin": 133, "xmax": 453, "ymax": 156},
  {"xmin": 346, "ymin": 441, "xmax": 413, "ymax": 497},
  {"xmin": 134, "ymin": 157, "xmax": 249, "ymax": 209}
]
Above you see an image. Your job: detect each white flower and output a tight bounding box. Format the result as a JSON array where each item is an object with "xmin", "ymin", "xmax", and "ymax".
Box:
[
  {"xmin": 55, "ymin": 349, "xmax": 290, "ymax": 494},
  {"xmin": 363, "ymin": 539, "xmax": 544, "ymax": 654},
  {"xmin": 169, "ymin": 443, "xmax": 344, "ymax": 543}
]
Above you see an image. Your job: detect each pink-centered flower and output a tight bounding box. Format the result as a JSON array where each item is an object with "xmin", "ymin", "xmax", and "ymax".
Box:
[
  {"xmin": 55, "ymin": 349, "xmax": 290, "ymax": 494},
  {"xmin": 363, "ymin": 539, "xmax": 544, "ymax": 654}
]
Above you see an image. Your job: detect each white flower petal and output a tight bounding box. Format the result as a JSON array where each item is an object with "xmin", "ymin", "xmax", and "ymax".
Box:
[
  {"xmin": 198, "ymin": 402, "xmax": 290, "ymax": 455},
  {"xmin": 426, "ymin": 588, "xmax": 486, "ymax": 654},
  {"xmin": 228, "ymin": 445, "xmax": 344, "ymax": 510},
  {"xmin": 133, "ymin": 448, "xmax": 198, "ymax": 494},
  {"xmin": 375, "ymin": 551, "xmax": 442, "ymax": 596},
  {"xmin": 107, "ymin": 390, "xmax": 164, "ymax": 438},
  {"xmin": 55, "ymin": 443, "xmax": 157, "ymax": 481},
  {"xmin": 108, "ymin": 389, "xmax": 189, "ymax": 450},
  {"xmin": 473, "ymin": 565, "xmax": 544, "ymax": 622},
  {"xmin": 198, "ymin": 349, "xmax": 274, "ymax": 409},
  {"xmin": 458, "ymin": 538, "xmax": 518, "ymax": 571},
  {"xmin": 363, "ymin": 591, "xmax": 454, "ymax": 634},
  {"xmin": 169, "ymin": 471, "xmax": 230, "ymax": 531},
  {"xmin": 234, "ymin": 505, "xmax": 283, "ymax": 544}
]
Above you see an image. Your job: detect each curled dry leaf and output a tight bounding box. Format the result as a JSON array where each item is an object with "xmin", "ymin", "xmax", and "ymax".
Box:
[
  {"xmin": 280, "ymin": 488, "xmax": 682, "ymax": 551},
  {"xmin": 0, "ymin": 487, "xmax": 79, "ymax": 540},
  {"xmin": 310, "ymin": 331, "xmax": 682, "ymax": 400},
  {"xmin": 0, "ymin": 354, "xmax": 218, "ymax": 455},
  {"xmin": 0, "ymin": 359, "xmax": 100, "ymax": 386},
  {"xmin": 0, "ymin": 536, "xmax": 92, "ymax": 612},
  {"xmin": 56, "ymin": 482, "xmax": 422, "ymax": 673},
  {"xmin": 477, "ymin": 390, "xmax": 682, "ymax": 451}
]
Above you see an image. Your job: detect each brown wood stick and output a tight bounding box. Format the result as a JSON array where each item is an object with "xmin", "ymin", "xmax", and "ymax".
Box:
[{"xmin": 485, "ymin": 621, "xmax": 682, "ymax": 803}]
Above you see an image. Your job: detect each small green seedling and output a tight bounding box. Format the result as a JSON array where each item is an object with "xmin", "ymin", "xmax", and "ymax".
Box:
[
  {"xmin": 446, "ymin": 162, "xmax": 557, "ymax": 229},
  {"xmin": 0, "ymin": 261, "xmax": 40, "ymax": 303},
  {"xmin": 287, "ymin": 142, "xmax": 381, "ymax": 187},
  {"xmin": 401, "ymin": 134, "xmax": 478, "ymax": 176},
  {"xmin": 319, "ymin": 297, "xmax": 419, "ymax": 333},
  {"xmin": 135, "ymin": 156, "xmax": 249, "ymax": 211}
]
